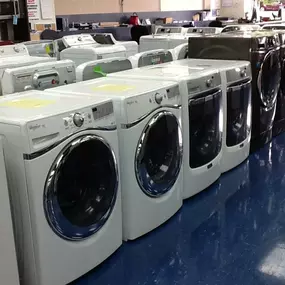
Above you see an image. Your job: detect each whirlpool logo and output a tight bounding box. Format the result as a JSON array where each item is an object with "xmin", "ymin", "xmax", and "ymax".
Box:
[{"xmin": 29, "ymin": 124, "xmax": 46, "ymax": 131}]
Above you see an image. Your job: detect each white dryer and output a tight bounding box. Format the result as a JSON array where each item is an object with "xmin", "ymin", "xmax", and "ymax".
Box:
[
  {"xmin": 129, "ymin": 49, "xmax": 173, "ymax": 68},
  {"xmin": 170, "ymin": 59, "xmax": 252, "ymax": 173},
  {"xmin": 0, "ymin": 44, "xmax": 56, "ymax": 95},
  {"xmin": 2, "ymin": 59, "xmax": 76, "ymax": 95},
  {"xmin": 48, "ymin": 77, "xmax": 183, "ymax": 240},
  {"xmin": 93, "ymin": 33, "xmax": 138, "ymax": 56},
  {"xmin": 76, "ymin": 57, "xmax": 132, "ymax": 81},
  {"xmin": 187, "ymin": 27, "xmax": 223, "ymax": 34},
  {"xmin": 0, "ymin": 91, "xmax": 122, "ymax": 285},
  {"xmin": 109, "ymin": 65, "xmax": 223, "ymax": 199}
]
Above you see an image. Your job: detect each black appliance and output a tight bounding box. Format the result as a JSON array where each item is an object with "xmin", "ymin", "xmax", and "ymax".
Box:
[{"xmin": 188, "ymin": 31, "xmax": 281, "ymax": 153}]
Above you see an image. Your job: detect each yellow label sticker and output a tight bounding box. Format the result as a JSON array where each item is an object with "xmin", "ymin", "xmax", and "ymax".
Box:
[
  {"xmin": 92, "ymin": 84, "xmax": 135, "ymax": 92},
  {"xmin": 45, "ymin": 44, "xmax": 51, "ymax": 55},
  {"xmin": 0, "ymin": 98, "xmax": 56, "ymax": 109}
]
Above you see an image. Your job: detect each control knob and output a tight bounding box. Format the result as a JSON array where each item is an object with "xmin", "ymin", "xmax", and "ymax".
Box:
[
  {"xmin": 73, "ymin": 113, "xmax": 84, "ymax": 127},
  {"xmin": 206, "ymin": 78, "xmax": 212, "ymax": 87},
  {"xmin": 154, "ymin": 93, "xmax": 164, "ymax": 104},
  {"xmin": 240, "ymin": 69, "xmax": 246, "ymax": 77}
]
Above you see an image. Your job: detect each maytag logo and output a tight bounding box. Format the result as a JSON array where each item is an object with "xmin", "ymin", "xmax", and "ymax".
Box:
[{"xmin": 29, "ymin": 124, "xmax": 45, "ymax": 131}]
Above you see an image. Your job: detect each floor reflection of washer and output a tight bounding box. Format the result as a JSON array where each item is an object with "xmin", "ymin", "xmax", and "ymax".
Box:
[
  {"xmin": 109, "ymin": 65, "xmax": 223, "ymax": 199},
  {"xmin": 262, "ymin": 28, "xmax": 285, "ymax": 137},
  {"xmin": 170, "ymin": 59, "xmax": 252, "ymax": 173},
  {"xmin": 188, "ymin": 31, "xmax": 281, "ymax": 153},
  {"xmin": 48, "ymin": 77, "xmax": 183, "ymax": 240},
  {"xmin": 0, "ymin": 91, "xmax": 122, "ymax": 285}
]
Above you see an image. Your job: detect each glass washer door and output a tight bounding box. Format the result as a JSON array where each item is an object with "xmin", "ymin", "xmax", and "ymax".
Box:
[
  {"xmin": 226, "ymin": 80, "xmax": 252, "ymax": 147},
  {"xmin": 44, "ymin": 134, "xmax": 118, "ymax": 241},
  {"xmin": 135, "ymin": 111, "xmax": 182, "ymax": 198},
  {"xmin": 258, "ymin": 49, "xmax": 281, "ymax": 108},
  {"xmin": 189, "ymin": 89, "xmax": 223, "ymax": 169}
]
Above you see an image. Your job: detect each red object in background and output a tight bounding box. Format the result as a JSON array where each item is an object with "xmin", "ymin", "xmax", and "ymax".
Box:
[
  {"xmin": 130, "ymin": 13, "xmax": 140, "ymax": 25},
  {"xmin": 0, "ymin": 41, "xmax": 13, "ymax": 46}
]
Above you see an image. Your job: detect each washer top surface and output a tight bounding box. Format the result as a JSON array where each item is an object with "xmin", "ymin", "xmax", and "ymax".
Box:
[
  {"xmin": 109, "ymin": 64, "xmax": 219, "ymax": 81},
  {"xmin": 49, "ymin": 76, "xmax": 179, "ymax": 98},
  {"xmin": 0, "ymin": 90, "xmax": 111, "ymax": 123}
]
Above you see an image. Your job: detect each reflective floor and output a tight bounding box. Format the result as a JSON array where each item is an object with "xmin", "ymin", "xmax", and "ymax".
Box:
[{"xmin": 72, "ymin": 134, "xmax": 285, "ymax": 285}]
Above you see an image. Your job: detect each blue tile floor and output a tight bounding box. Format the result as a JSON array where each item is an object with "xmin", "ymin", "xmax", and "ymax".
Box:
[{"xmin": 72, "ymin": 134, "xmax": 285, "ymax": 285}]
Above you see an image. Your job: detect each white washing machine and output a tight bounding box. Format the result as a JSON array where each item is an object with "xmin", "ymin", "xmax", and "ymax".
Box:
[
  {"xmin": 129, "ymin": 49, "xmax": 173, "ymax": 68},
  {"xmin": 2, "ymin": 59, "xmax": 76, "ymax": 95},
  {"xmin": 76, "ymin": 57, "xmax": 132, "ymax": 81},
  {"xmin": 187, "ymin": 27, "xmax": 223, "ymax": 34},
  {"xmin": 170, "ymin": 43, "xmax": 188, "ymax": 60},
  {"xmin": 48, "ymin": 77, "xmax": 183, "ymax": 240},
  {"xmin": 109, "ymin": 65, "xmax": 223, "ymax": 199},
  {"xmin": 139, "ymin": 34, "xmax": 189, "ymax": 52},
  {"xmin": 169, "ymin": 59, "xmax": 252, "ymax": 173},
  {"xmin": 93, "ymin": 33, "xmax": 138, "ymax": 56},
  {"xmin": 0, "ymin": 137, "xmax": 20, "ymax": 285},
  {"xmin": 0, "ymin": 91, "xmax": 122, "ymax": 285},
  {"xmin": 0, "ymin": 44, "xmax": 56, "ymax": 95}
]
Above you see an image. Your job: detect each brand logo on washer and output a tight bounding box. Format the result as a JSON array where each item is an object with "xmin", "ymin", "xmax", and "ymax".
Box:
[
  {"xmin": 126, "ymin": 100, "xmax": 138, "ymax": 105},
  {"xmin": 29, "ymin": 124, "xmax": 46, "ymax": 131}
]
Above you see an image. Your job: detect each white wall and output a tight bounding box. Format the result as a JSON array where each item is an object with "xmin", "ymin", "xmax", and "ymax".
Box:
[{"xmin": 160, "ymin": 0, "xmax": 203, "ymax": 11}]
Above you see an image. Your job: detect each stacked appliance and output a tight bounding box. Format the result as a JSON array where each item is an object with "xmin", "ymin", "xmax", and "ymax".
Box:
[
  {"xmin": 0, "ymin": 44, "xmax": 56, "ymax": 95},
  {"xmin": 76, "ymin": 57, "xmax": 132, "ymax": 81},
  {"xmin": 2, "ymin": 60, "xmax": 76, "ymax": 95},
  {"xmin": 129, "ymin": 49, "xmax": 173, "ymax": 68},
  {"xmin": 0, "ymin": 91, "xmax": 122, "ymax": 285},
  {"xmin": 169, "ymin": 59, "xmax": 252, "ymax": 173},
  {"xmin": 48, "ymin": 77, "xmax": 184, "ymax": 241},
  {"xmin": 188, "ymin": 31, "xmax": 281, "ymax": 152},
  {"xmin": 92, "ymin": 33, "xmax": 138, "ymax": 56},
  {"xmin": 262, "ymin": 26, "xmax": 285, "ymax": 136},
  {"xmin": 108, "ymin": 64, "xmax": 223, "ymax": 199},
  {"xmin": 58, "ymin": 34, "xmax": 127, "ymax": 66}
]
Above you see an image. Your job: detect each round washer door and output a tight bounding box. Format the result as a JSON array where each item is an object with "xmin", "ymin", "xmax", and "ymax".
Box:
[
  {"xmin": 135, "ymin": 111, "xmax": 182, "ymax": 198},
  {"xmin": 44, "ymin": 134, "xmax": 118, "ymax": 241},
  {"xmin": 258, "ymin": 50, "xmax": 281, "ymax": 108}
]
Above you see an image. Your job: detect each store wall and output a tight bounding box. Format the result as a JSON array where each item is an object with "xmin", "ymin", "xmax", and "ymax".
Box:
[{"xmin": 54, "ymin": 0, "xmax": 206, "ymax": 15}]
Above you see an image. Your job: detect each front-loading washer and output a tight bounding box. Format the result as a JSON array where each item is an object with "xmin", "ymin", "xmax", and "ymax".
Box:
[
  {"xmin": 169, "ymin": 59, "xmax": 252, "ymax": 173},
  {"xmin": 128, "ymin": 49, "xmax": 173, "ymax": 68},
  {"xmin": 261, "ymin": 27, "xmax": 285, "ymax": 137},
  {"xmin": 48, "ymin": 77, "xmax": 183, "ymax": 240},
  {"xmin": 188, "ymin": 31, "xmax": 281, "ymax": 153},
  {"xmin": 76, "ymin": 57, "xmax": 132, "ymax": 81},
  {"xmin": 0, "ymin": 91, "xmax": 122, "ymax": 285},
  {"xmin": 2, "ymin": 59, "xmax": 76, "ymax": 95},
  {"xmin": 108, "ymin": 64, "xmax": 223, "ymax": 199}
]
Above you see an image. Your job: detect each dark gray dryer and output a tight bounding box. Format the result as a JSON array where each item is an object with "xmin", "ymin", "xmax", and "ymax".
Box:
[{"xmin": 188, "ymin": 31, "xmax": 281, "ymax": 153}]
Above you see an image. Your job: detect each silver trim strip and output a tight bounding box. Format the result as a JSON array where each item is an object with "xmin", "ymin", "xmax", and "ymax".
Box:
[
  {"xmin": 121, "ymin": 105, "xmax": 181, "ymax": 129},
  {"xmin": 23, "ymin": 126, "xmax": 117, "ymax": 160}
]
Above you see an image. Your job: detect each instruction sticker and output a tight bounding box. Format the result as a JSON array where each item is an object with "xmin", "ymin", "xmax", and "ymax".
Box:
[
  {"xmin": 92, "ymin": 84, "xmax": 135, "ymax": 92},
  {"xmin": 0, "ymin": 98, "xmax": 56, "ymax": 109}
]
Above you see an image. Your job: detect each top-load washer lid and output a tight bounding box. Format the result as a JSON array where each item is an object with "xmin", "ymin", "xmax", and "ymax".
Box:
[
  {"xmin": 62, "ymin": 33, "xmax": 99, "ymax": 48},
  {"xmin": 129, "ymin": 49, "xmax": 173, "ymax": 68},
  {"xmin": 0, "ymin": 44, "xmax": 29, "ymax": 57},
  {"xmin": 76, "ymin": 57, "xmax": 132, "ymax": 81}
]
